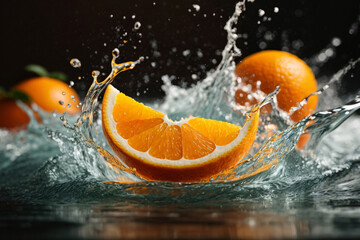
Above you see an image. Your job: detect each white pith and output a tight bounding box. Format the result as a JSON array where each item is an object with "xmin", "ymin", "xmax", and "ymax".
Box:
[{"xmin": 103, "ymin": 85, "xmax": 256, "ymax": 168}]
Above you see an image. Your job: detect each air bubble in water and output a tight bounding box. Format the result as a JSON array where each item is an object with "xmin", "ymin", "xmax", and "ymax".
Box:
[
  {"xmin": 274, "ymin": 7, "xmax": 279, "ymax": 13},
  {"xmin": 70, "ymin": 58, "xmax": 81, "ymax": 68},
  {"xmin": 134, "ymin": 21, "xmax": 141, "ymax": 30},
  {"xmin": 58, "ymin": 100, "xmax": 64, "ymax": 105},
  {"xmin": 69, "ymin": 81, "xmax": 74, "ymax": 87}
]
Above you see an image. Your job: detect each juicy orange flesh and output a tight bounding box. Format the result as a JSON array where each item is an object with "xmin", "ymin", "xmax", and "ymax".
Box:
[
  {"xmin": 113, "ymin": 93, "xmax": 165, "ymax": 122},
  {"xmin": 188, "ymin": 118, "xmax": 241, "ymax": 146},
  {"xmin": 113, "ymin": 92, "xmax": 240, "ymax": 160}
]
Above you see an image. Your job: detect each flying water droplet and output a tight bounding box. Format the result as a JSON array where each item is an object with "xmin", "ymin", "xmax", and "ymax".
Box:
[
  {"xmin": 192, "ymin": 4, "xmax": 200, "ymax": 12},
  {"xmin": 92, "ymin": 70, "xmax": 100, "ymax": 78},
  {"xmin": 112, "ymin": 48, "xmax": 120, "ymax": 58},
  {"xmin": 70, "ymin": 58, "xmax": 81, "ymax": 68},
  {"xmin": 331, "ymin": 37, "xmax": 342, "ymax": 47},
  {"xmin": 258, "ymin": 9, "xmax": 265, "ymax": 17},
  {"xmin": 134, "ymin": 21, "xmax": 141, "ymax": 30}
]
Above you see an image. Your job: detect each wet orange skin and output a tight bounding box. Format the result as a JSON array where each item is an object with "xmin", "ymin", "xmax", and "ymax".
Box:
[
  {"xmin": 102, "ymin": 111, "xmax": 259, "ymax": 182},
  {"xmin": 0, "ymin": 77, "xmax": 81, "ymax": 130},
  {"xmin": 234, "ymin": 50, "xmax": 318, "ymax": 148},
  {"xmin": 14, "ymin": 77, "xmax": 81, "ymax": 115}
]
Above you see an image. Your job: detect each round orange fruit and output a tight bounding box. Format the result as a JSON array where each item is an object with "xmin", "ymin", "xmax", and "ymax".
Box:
[
  {"xmin": 14, "ymin": 77, "xmax": 81, "ymax": 115},
  {"xmin": 0, "ymin": 77, "xmax": 81, "ymax": 130},
  {"xmin": 102, "ymin": 84, "xmax": 260, "ymax": 182},
  {"xmin": 234, "ymin": 50, "xmax": 318, "ymax": 148}
]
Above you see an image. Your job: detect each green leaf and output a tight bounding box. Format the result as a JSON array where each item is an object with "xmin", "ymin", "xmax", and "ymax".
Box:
[
  {"xmin": 0, "ymin": 87, "xmax": 32, "ymax": 102},
  {"xmin": 0, "ymin": 87, "xmax": 7, "ymax": 100},
  {"xmin": 8, "ymin": 90, "xmax": 32, "ymax": 103},
  {"xmin": 48, "ymin": 71, "xmax": 68, "ymax": 82},
  {"xmin": 25, "ymin": 64, "xmax": 49, "ymax": 77}
]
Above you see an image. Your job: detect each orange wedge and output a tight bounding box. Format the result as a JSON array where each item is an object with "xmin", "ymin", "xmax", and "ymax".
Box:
[{"xmin": 102, "ymin": 85, "xmax": 259, "ymax": 182}]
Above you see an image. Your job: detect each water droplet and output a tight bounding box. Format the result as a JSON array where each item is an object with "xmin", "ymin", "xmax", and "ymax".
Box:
[
  {"xmin": 62, "ymin": 92, "xmax": 66, "ymax": 95},
  {"xmin": 258, "ymin": 9, "xmax": 265, "ymax": 17},
  {"xmin": 192, "ymin": 4, "xmax": 200, "ymax": 12},
  {"xmin": 69, "ymin": 81, "xmax": 74, "ymax": 87},
  {"xmin": 132, "ymin": 15, "xmax": 136, "ymax": 19},
  {"xmin": 332, "ymin": 37, "xmax": 341, "ymax": 47},
  {"xmin": 182, "ymin": 49, "xmax": 191, "ymax": 57},
  {"xmin": 274, "ymin": 7, "xmax": 279, "ymax": 13},
  {"xmin": 112, "ymin": 48, "xmax": 120, "ymax": 57},
  {"xmin": 134, "ymin": 21, "xmax": 141, "ymax": 30},
  {"xmin": 92, "ymin": 70, "xmax": 100, "ymax": 78},
  {"xmin": 325, "ymin": 48, "xmax": 334, "ymax": 57},
  {"xmin": 110, "ymin": 14, "xmax": 113, "ymax": 18},
  {"xmin": 70, "ymin": 58, "xmax": 81, "ymax": 68}
]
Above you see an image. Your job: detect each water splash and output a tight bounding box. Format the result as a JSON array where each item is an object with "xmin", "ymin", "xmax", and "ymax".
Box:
[{"xmin": 0, "ymin": 0, "xmax": 359, "ymax": 205}]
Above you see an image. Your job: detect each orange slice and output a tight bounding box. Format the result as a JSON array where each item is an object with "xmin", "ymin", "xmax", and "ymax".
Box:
[{"xmin": 102, "ymin": 84, "xmax": 259, "ymax": 182}]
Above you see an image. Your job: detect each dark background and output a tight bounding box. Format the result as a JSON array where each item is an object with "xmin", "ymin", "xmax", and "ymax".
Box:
[{"xmin": 1, "ymin": 0, "xmax": 360, "ymax": 100}]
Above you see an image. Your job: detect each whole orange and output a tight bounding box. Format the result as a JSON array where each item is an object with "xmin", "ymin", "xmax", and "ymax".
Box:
[
  {"xmin": 14, "ymin": 77, "xmax": 81, "ymax": 115},
  {"xmin": 234, "ymin": 50, "xmax": 318, "ymax": 148},
  {"xmin": 0, "ymin": 77, "xmax": 81, "ymax": 131}
]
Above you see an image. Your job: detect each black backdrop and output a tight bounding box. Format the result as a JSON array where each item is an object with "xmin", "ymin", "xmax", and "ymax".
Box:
[{"xmin": 1, "ymin": 0, "xmax": 360, "ymax": 99}]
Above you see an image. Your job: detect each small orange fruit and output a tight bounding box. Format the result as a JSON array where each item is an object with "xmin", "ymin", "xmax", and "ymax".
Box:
[
  {"xmin": 14, "ymin": 77, "xmax": 81, "ymax": 115},
  {"xmin": 234, "ymin": 50, "xmax": 318, "ymax": 148},
  {"xmin": 0, "ymin": 77, "xmax": 81, "ymax": 130},
  {"xmin": 102, "ymin": 85, "xmax": 260, "ymax": 182}
]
